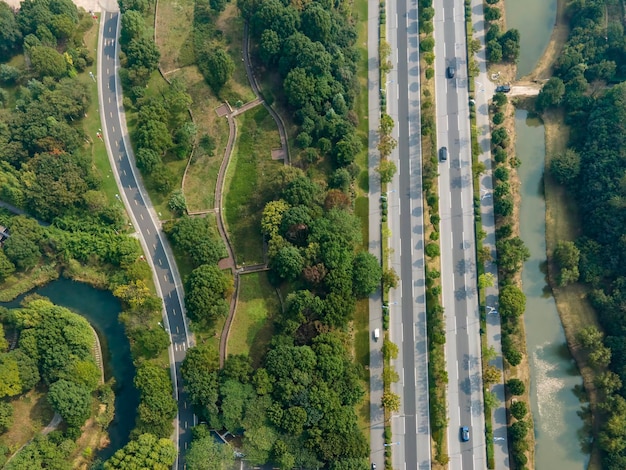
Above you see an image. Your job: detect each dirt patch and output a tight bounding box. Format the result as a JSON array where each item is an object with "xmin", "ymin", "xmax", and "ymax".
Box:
[{"xmin": 0, "ymin": 389, "xmax": 55, "ymax": 452}]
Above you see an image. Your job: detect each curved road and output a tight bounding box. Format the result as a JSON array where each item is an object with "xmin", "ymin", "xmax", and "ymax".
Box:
[{"xmin": 97, "ymin": 10, "xmax": 195, "ymax": 468}]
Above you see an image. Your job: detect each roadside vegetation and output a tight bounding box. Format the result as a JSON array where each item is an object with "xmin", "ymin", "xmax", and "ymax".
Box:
[
  {"xmin": 416, "ymin": 0, "xmax": 449, "ymax": 465},
  {"xmin": 0, "ymin": 1, "xmax": 175, "ymax": 467},
  {"xmin": 536, "ymin": 0, "xmax": 626, "ymax": 468}
]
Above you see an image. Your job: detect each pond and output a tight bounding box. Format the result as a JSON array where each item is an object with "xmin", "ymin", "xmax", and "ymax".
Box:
[
  {"xmin": 504, "ymin": 0, "xmax": 557, "ymax": 78},
  {"xmin": 2, "ymin": 278, "xmax": 138, "ymax": 460},
  {"xmin": 515, "ymin": 109, "xmax": 589, "ymax": 469}
]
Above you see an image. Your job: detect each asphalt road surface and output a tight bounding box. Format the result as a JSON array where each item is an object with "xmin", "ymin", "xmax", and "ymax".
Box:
[
  {"xmin": 385, "ymin": 0, "xmax": 431, "ymax": 469},
  {"xmin": 433, "ymin": 1, "xmax": 487, "ymax": 469},
  {"xmin": 98, "ymin": 11, "xmax": 194, "ymax": 468}
]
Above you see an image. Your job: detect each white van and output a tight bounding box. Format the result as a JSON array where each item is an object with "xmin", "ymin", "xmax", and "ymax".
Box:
[{"xmin": 373, "ymin": 328, "xmax": 380, "ymax": 341}]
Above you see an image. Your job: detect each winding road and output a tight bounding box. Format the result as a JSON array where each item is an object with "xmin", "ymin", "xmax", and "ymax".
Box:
[{"xmin": 97, "ymin": 9, "xmax": 194, "ymax": 468}]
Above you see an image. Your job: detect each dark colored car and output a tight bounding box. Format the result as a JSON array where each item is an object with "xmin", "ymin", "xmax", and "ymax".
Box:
[
  {"xmin": 496, "ymin": 84, "xmax": 511, "ymax": 93},
  {"xmin": 371, "ymin": 464, "xmax": 377, "ymax": 470},
  {"xmin": 446, "ymin": 65, "xmax": 455, "ymax": 79},
  {"xmin": 439, "ymin": 146, "xmax": 448, "ymax": 162},
  {"xmin": 461, "ymin": 426, "xmax": 470, "ymax": 442}
]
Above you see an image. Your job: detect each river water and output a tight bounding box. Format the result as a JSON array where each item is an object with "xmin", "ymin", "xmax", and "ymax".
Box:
[
  {"xmin": 2, "ymin": 278, "xmax": 138, "ymax": 460},
  {"xmin": 504, "ymin": 0, "xmax": 557, "ymax": 78},
  {"xmin": 515, "ymin": 110, "xmax": 588, "ymax": 469}
]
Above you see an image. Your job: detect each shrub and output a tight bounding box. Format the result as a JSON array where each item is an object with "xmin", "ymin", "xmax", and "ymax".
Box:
[
  {"xmin": 510, "ymin": 400, "xmax": 528, "ymax": 420},
  {"xmin": 494, "ymin": 166, "xmax": 509, "ymax": 181},
  {"xmin": 425, "ymin": 243, "xmax": 440, "ymax": 258},
  {"xmin": 425, "ymin": 68, "xmax": 434, "ymax": 79},
  {"xmin": 493, "ymin": 112, "xmax": 505, "ymax": 125},
  {"xmin": 507, "ymin": 378, "xmax": 525, "ymax": 396}
]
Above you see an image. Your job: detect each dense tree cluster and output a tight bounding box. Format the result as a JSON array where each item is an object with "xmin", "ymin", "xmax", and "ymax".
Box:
[
  {"xmin": 183, "ymin": 335, "xmax": 367, "ymax": 468},
  {"xmin": 242, "ymin": 0, "xmax": 362, "ymax": 165},
  {"xmin": 104, "ymin": 432, "xmax": 177, "ymax": 470},
  {"xmin": 0, "ymin": 299, "xmax": 101, "ymax": 434},
  {"xmin": 541, "ymin": 2, "xmax": 626, "ymax": 466},
  {"xmin": 164, "ymin": 216, "xmax": 227, "ymax": 268}
]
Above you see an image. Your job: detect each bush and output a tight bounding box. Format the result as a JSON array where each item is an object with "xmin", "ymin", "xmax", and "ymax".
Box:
[
  {"xmin": 484, "ymin": 6, "xmax": 501, "ymax": 21},
  {"xmin": 507, "ymin": 378, "xmax": 525, "ymax": 396},
  {"xmin": 494, "ymin": 166, "xmax": 509, "ymax": 181},
  {"xmin": 493, "ymin": 112, "xmax": 505, "ymax": 125},
  {"xmin": 493, "ymin": 146, "xmax": 507, "ymax": 163},
  {"xmin": 510, "ymin": 400, "xmax": 528, "ymax": 420},
  {"xmin": 425, "ymin": 243, "xmax": 440, "ymax": 258},
  {"xmin": 425, "ymin": 68, "xmax": 434, "ymax": 79}
]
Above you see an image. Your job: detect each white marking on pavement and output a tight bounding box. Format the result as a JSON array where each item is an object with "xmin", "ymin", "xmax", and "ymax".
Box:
[
  {"xmin": 173, "ymin": 309, "xmax": 177, "ymax": 315},
  {"xmin": 112, "ymin": 125, "xmax": 115, "ymax": 133},
  {"xmin": 163, "ymin": 274, "xmax": 168, "ymax": 282},
  {"xmin": 139, "ymin": 213, "xmax": 144, "ymax": 220},
  {"xmin": 153, "ymin": 243, "xmax": 157, "ymax": 250},
  {"xmin": 176, "ymin": 326, "xmax": 180, "ymax": 333},
  {"xmin": 108, "ymin": 96, "xmax": 111, "ymax": 104},
  {"xmin": 134, "ymin": 199, "xmax": 138, "ymax": 205},
  {"xmin": 146, "ymin": 228, "xmax": 150, "ymax": 235},
  {"xmin": 158, "ymin": 258, "xmax": 162, "ymax": 266},
  {"xmin": 122, "ymin": 169, "xmax": 126, "ymax": 176},
  {"xmin": 110, "ymin": 112, "xmax": 113, "ymax": 118},
  {"xmin": 107, "ymin": 68, "xmax": 109, "ymax": 75}
]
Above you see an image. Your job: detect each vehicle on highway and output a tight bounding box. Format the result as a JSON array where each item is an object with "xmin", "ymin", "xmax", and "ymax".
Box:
[
  {"xmin": 461, "ymin": 426, "xmax": 470, "ymax": 442},
  {"xmin": 373, "ymin": 328, "xmax": 380, "ymax": 341},
  {"xmin": 496, "ymin": 84, "xmax": 511, "ymax": 93},
  {"xmin": 371, "ymin": 464, "xmax": 377, "ymax": 470},
  {"xmin": 439, "ymin": 146, "xmax": 448, "ymax": 162},
  {"xmin": 446, "ymin": 65, "xmax": 455, "ymax": 79}
]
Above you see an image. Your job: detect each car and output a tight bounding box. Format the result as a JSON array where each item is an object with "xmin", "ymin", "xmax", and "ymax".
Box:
[
  {"xmin": 373, "ymin": 328, "xmax": 380, "ymax": 341},
  {"xmin": 461, "ymin": 426, "xmax": 470, "ymax": 442},
  {"xmin": 439, "ymin": 146, "xmax": 448, "ymax": 162},
  {"xmin": 446, "ymin": 65, "xmax": 455, "ymax": 79},
  {"xmin": 371, "ymin": 464, "xmax": 377, "ymax": 470},
  {"xmin": 496, "ymin": 84, "xmax": 511, "ymax": 93}
]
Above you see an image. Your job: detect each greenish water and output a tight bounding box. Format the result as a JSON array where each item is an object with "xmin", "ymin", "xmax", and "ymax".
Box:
[
  {"xmin": 2, "ymin": 278, "xmax": 138, "ymax": 460},
  {"xmin": 504, "ymin": 0, "xmax": 557, "ymax": 77},
  {"xmin": 515, "ymin": 110, "xmax": 589, "ymax": 469}
]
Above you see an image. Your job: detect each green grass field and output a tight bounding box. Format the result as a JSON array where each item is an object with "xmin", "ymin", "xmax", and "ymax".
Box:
[
  {"xmin": 227, "ymin": 272, "xmax": 279, "ymax": 365},
  {"xmin": 223, "ymin": 106, "xmax": 282, "ymax": 265}
]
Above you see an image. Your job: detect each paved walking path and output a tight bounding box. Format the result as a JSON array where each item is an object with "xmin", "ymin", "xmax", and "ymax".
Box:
[
  {"xmin": 217, "ymin": 24, "xmax": 290, "ymax": 366},
  {"xmin": 471, "ymin": 0, "xmax": 510, "ymax": 468}
]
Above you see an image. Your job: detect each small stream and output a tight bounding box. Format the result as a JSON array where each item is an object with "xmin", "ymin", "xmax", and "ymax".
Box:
[
  {"xmin": 2, "ymin": 278, "xmax": 138, "ymax": 460},
  {"xmin": 515, "ymin": 110, "xmax": 589, "ymax": 469}
]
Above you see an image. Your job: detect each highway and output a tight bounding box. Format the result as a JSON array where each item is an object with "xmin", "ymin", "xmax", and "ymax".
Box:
[
  {"xmin": 97, "ymin": 10, "xmax": 195, "ymax": 468},
  {"xmin": 384, "ymin": 0, "xmax": 431, "ymax": 469},
  {"xmin": 433, "ymin": 1, "xmax": 487, "ymax": 469}
]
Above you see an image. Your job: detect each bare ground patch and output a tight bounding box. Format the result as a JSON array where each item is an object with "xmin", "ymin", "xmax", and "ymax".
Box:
[{"xmin": 155, "ymin": 0, "xmax": 196, "ymax": 72}]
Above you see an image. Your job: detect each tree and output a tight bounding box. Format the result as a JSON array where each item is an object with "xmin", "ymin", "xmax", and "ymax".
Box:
[
  {"xmin": 483, "ymin": 365, "xmax": 501, "ymax": 385},
  {"xmin": 484, "ymin": 6, "xmax": 501, "ymax": 21},
  {"xmin": 136, "ymin": 147, "xmax": 161, "ymax": 174},
  {"xmin": 496, "ymin": 236, "xmax": 530, "ymax": 274},
  {"xmin": 125, "ymin": 36, "xmax": 160, "ymax": 71},
  {"xmin": 510, "ymin": 400, "xmax": 528, "ymax": 420},
  {"xmin": 376, "ymin": 159, "xmax": 397, "ymax": 184},
  {"xmin": 499, "ymin": 29, "xmax": 520, "ymax": 62},
  {"xmin": 134, "ymin": 363, "xmax": 177, "ymax": 437},
  {"xmin": 507, "ymin": 378, "xmax": 525, "ymax": 396},
  {"xmin": 0, "ymin": 401, "xmax": 13, "ymax": 432},
  {"xmin": 478, "ymin": 272, "xmax": 495, "ymax": 289},
  {"xmin": 382, "ymin": 268, "xmax": 399, "ymax": 292},
  {"xmin": 198, "ymin": 47, "xmax": 234, "ymax": 93},
  {"xmin": 104, "ymin": 433, "xmax": 177, "ymax": 469},
  {"xmin": 0, "ymin": 2, "xmax": 22, "ymax": 60},
  {"xmin": 301, "ymin": 3, "xmax": 331, "ymax": 44},
  {"xmin": 333, "ymin": 132, "xmax": 363, "ymax": 167},
  {"xmin": 382, "ymin": 339, "xmax": 399, "ymax": 361},
  {"xmin": 261, "ymin": 200, "xmax": 290, "ymax": 237},
  {"xmin": 130, "ymin": 327, "xmax": 170, "ymax": 359},
  {"xmin": 499, "ymin": 285, "xmax": 526, "ymax": 319},
  {"xmin": 484, "ymin": 390, "xmax": 500, "ymax": 409},
  {"xmin": 165, "ymin": 216, "xmax": 227, "ymax": 267},
  {"xmin": 554, "ymin": 240, "xmax": 580, "ymax": 286},
  {"xmin": 271, "ymin": 245, "xmax": 304, "ymax": 281},
  {"xmin": 381, "ymin": 391, "xmax": 400, "ymax": 412},
  {"xmin": 168, "ymin": 189, "xmax": 187, "ymax": 216},
  {"xmin": 536, "ymin": 77, "xmax": 565, "ymax": 111},
  {"xmin": 0, "ymin": 352, "xmax": 21, "ymax": 398},
  {"xmin": 185, "ymin": 264, "xmax": 232, "ymax": 325},
  {"xmin": 181, "ymin": 345, "xmax": 220, "ymax": 426},
  {"xmin": 487, "ymin": 39, "xmax": 502, "ymax": 63},
  {"xmin": 120, "ymin": 10, "xmax": 145, "ymax": 45},
  {"xmin": 209, "ymin": 0, "xmax": 228, "ymax": 12},
  {"xmin": 352, "ymin": 251, "xmax": 382, "ymax": 298},
  {"xmin": 550, "ymin": 148, "xmax": 580, "ymax": 187},
  {"xmin": 283, "ymin": 67, "xmax": 316, "ymax": 109},
  {"xmin": 0, "ymin": 249, "xmax": 15, "ymax": 281},
  {"xmin": 186, "ymin": 434, "xmax": 234, "ymax": 470},
  {"xmin": 29, "ymin": 46, "xmax": 67, "ymax": 78},
  {"xmin": 47, "ymin": 379, "xmax": 92, "ymax": 427}
]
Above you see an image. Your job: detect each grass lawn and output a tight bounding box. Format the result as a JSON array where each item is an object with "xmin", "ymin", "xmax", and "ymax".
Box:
[
  {"xmin": 353, "ymin": 0, "xmax": 370, "ymax": 195},
  {"xmin": 224, "ymin": 106, "xmax": 282, "ymax": 265},
  {"xmin": 81, "ymin": 15, "xmax": 120, "ymax": 206},
  {"xmin": 227, "ymin": 272, "xmax": 279, "ymax": 365},
  {"xmin": 155, "ymin": 0, "xmax": 196, "ymax": 72},
  {"xmin": 0, "ymin": 388, "xmax": 55, "ymax": 453}
]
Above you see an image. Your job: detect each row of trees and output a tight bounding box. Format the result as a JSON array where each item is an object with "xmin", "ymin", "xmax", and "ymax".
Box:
[
  {"xmin": 482, "ymin": 0, "xmax": 520, "ymax": 64},
  {"xmin": 487, "ymin": 91, "xmax": 532, "ymax": 469}
]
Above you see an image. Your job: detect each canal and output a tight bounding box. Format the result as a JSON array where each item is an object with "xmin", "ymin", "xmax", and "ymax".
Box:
[
  {"xmin": 515, "ymin": 109, "xmax": 588, "ymax": 469},
  {"xmin": 504, "ymin": 0, "xmax": 557, "ymax": 78},
  {"xmin": 2, "ymin": 278, "xmax": 138, "ymax": 460}
]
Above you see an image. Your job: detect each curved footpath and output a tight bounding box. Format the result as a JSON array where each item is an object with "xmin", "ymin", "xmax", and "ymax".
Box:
[
  {"xmin": 216, "ymin": 23, "xmax": 287, "ymax": 366},
  {"xmin": 96, "ymin": 9, "xmax": 194, "ymax": 468}
]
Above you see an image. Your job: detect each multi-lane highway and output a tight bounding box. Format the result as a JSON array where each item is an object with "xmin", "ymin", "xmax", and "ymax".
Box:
[
  {"xmin": 384, "ymin": 1, "xmax": 432, "ymax": 469},
  {"xmin": 433, "ymin": 1, "xmax": 487, "ymax": 469},
  {"xmin": 97, "ymin": 10, "xmax": 194, "ymax": 468}
]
